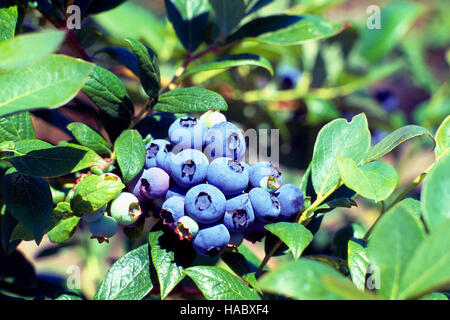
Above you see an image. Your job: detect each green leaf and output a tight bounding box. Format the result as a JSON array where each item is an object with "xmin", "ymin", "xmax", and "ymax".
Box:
[
  {"xmin": 71, "ymin": 175, "xmax": 124, "ymax": 216},
  {"xmin": 305, "ymin": 97, "xmax": 340, "ymax": 126},
  {"xmin": 0, "ymin": 30, "xmax": 65, "ymax": 72},
  {"xmin": 337, "ymin": 158, "xmax": 398, "ymax": 202},
  {"xmin": 0, "ymin": 54, "xmax": 94, "ymax": 117},
  {"xmin": 258, "ymin": 258, "xmax": 347, "ymax": 299},
  {"xmin": 321, "ymin": 275, "xmax": 381, "ymax": 300},
  {"xmin": 367, "ymin": 199, "xmax": 426, "ymax": 299},
  {"xmin": 165, "ymin": 0, "xmax": 210, "ymax": 52},
  {"xmin": 365, "ymin": 125, "xmax": 435, "ymax": 163},
  {"xmin": 220, "ymin": 251, "xmax": 257, "ymax": 278},
  {"xmin": 47, "ymin": 216, "xmax": 80, "ymax": 244},
  {"xmin": 227, "ymin": 14, "xmax": 343, "ymax": 45},
  {"xmin": 435, "ymin": 115, "xmax": 449, "ymax": 159},
  {"xmin": 209, "ymin": 0, "xmax": 246, "ymax": 35},
  {"xmin": 399, "ymin": 219, "xmax": 450, "ymax": 299},
  {"xmin": 148, "ymin": 230, "xmax": 186, "ymax": 300},
  {"xmin": 0, "ymin": 2, "xmax": 18, "ymax": 41},
  {"xmin": 264, "ymin": 222, "xmax": 313, "ymax": 260},
  {"xmin": 94, "ymin": 244, "xmax": 154, "ymax": 300},
  {"xmin": 181, "ymin": 54, "xmax": 273, "ymax": 79},
  {"xmin": 2, "ymin": 171, "xmax": 53, "ymax": 243},
  {"xmin": 421, "ymin": 152, "xmax": 450, "ymax": 233},
  {"xmin": 82, "ymin": 64, "xmax": 134, "ymax": 120},
  {"xmin": 348, "ymin": 239, "xmax": 369, "ymax": 290},
  {"xmin": 185, "ymin": 266, "xmax": 261, "ymax": 300},
  {"xmin": 420, "ymin": 292, "xmax": 449, "ymax": 300},
  {"xmin": 125, "ymin": 38, "xmax": 161, "ymax": 98},
  {"xmin": 114, "ymin": 129, "xmax": 145, "ymax": 183},
  {"xmin": 311, "ymin": 113, "xmax": 371, "ymax": 197},
  {"xmin": 8, "ymin": 144, "xmax": 103, "ymax": 178},
  {"xmin": 356, "ymin": 1, "xmax": 424, "ymax": 63},
  {"xmin": 67, "ymin": 122, "xmax": 111, "ymax": 157},
  {"xmin": 154, "ymin": 87, "xmax": 228, "ymax": 113},
  {"xmin": 0, "ymin": 112, "xmax": 35, "ymax": 143}
]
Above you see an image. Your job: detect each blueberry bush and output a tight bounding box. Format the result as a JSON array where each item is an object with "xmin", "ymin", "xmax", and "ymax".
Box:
[{"xmin": 0, "ymin": 0, "xmax": 449, "ymax": 301}]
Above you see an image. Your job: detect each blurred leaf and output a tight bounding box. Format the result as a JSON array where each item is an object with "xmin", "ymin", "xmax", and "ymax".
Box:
[
  {"xmin": 0, "ymin": 54, "xmax": 93, "ymax": 117},
  {"xmin": 420, "ymin": 292, "xmax": 449, "ymax": 300},
  {"xmin": 94, "ymin": 244, "xmax": 154, "ymax": 300},
  {"xmin": 413, "ymin": 84, "xmax": 450, "ymax": 129},
  {"xmin": 209, "ymin": 0, "xmax": 246, "ymax": 35},
  {"xmin": 305, "ymin": 97, "xmax": 339, "ymax": 125},
  {"xmin": 322, "ymin": 275, "xmax": 381, "ymax": 300},
  {"xmin": 47, "ymin": 217, "xmax": 80, "ymax": 244},
  {"xmin": 71, "ymin": 175, "xmax": 124, "ymax": 216},
  {"xmin": 181, "ymin": 53, "xmax": 273, "ymax": 79},
  {"xmin": 114, "ymin": 129, "xmax": 145, "ymax": 183},
  {"xmin": 227, "ymin": 14, "xmax": 343, "ymax": 45},
  {"xmin": 399, "ymin": 219, "xmax": 450, "ymax": 299},
  {"xmin": 265, "ymin": 222, "xmax": 313, "ymax": 260},
  {"xmin": 165, "ymin": 0, "xmax": 210, "ymax": 52},
  {"xmin": 2, "ymin": 171, "xmax": 53, "ymax": 243},
  {"xmin": 8, "ymin": 144, "xmax": 103, "ymax": 178},
  {"xmin": 154, "ymin": 87, "xmax": 228, "ymax": 113},
  {"xmin": 367, "ymin": 199, "xmax": 426, "ymax": 299},
  {"xmin": 364, "ymin": 125, "xmax": 435, "ymax": 163},
  {"xmin": 311, "ymin": 113, "xmax": 371, "ymax": 197},
  {"xmin": 0, "ymin": 1, "xmax": 17, "ymax": 41},
  {"xmin": 92, "ymin": 1, "xmax": 165, "ymax": 49},
  {"xmin": 82, "ymin": 64, "xmax": 134, "ymax": 120},
  {"xmin": 0, "ymin": 112, "xmax": 35, "ymax": 143},
  {"xmin": 258, "ymin": 258, "xmax": 347, "ymax": 299},
  {"xmin": 0, "ymin": 30, "xmax": 64, "ymax": 72},
  {"xmin": 148, "ymin": 230, "xmax": 186, "ymax": 300},
  {"xmin": 435, "ymin": 115, "xmax": 449, "ymax": 160},
  {"xmin": 337, "ymin": 158, "xmax": 398, "ymax": 202},
  {"xmin": 348, "ymin": 239, "xmax": 369, "ymax": 290},
  {"xmin": 356, "ymin": 1, "xmax": 424, "ymax": 63},
  {"xmin": 421, "ymin": 152, "xmax": 450, "ymax": 233},
  {"xmin": 67, "ymin": 122, "xmax": 111, "ymax": 157},
  {"xmin": 245, "ymin": 0, "xmax": 274, "ymax": 15},
  {"xmin": 185, "ymin": 266, "xmax": 261, "ymax": 300},
  {"xmin": 125, "ymin": 38, "xmax": 161, "ymax": 98}
]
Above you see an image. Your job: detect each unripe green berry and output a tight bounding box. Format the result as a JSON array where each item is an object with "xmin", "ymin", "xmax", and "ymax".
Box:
[
  {"xmin": 110, "ymin": 192, "xmax": 142, "ymax": 226},
  {"xmin": 89, "ymin": 215, "xmax": 118, "ymax": 238},
  {"xmin": 175, "ymin": 216, "xmax": 199, "ymax": 241}
]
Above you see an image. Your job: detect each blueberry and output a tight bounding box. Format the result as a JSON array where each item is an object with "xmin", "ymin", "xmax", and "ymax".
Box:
[
  {"xmin": 206, "ymin": 157, "xmax": 249, "ymax": 196},
  {"xmin": 223, "ymin": 194, "xmax": 255, "ymax": 232},
  {"xmin": 144, "ymin": 139, "xmax": 171, "ymax": 169},
  {"xmin": 160, "ymin": 196, "xmax": 185, "ymax": 229},
  {"xmin": 81, "ymin": 205, "xmax": 106, "ymax": 223},
  {"xmin": 277, "ymin": 64, "xmax": 302, "ymax": 90},
  {"xmin": 273, "ymin": 184, "xmax": 304, "ymax": 221},
  {"xmin": 110, "ymin": 192, "xmax": 142, "ymax": 226},
  {"xmin": 248, "ymin": 188, "xmax": 280, "ymax": 223},
  {"xmin": 165, "ymin": 184, "xmax": 189, "ymax": 200},
  {"xmin": 175, "ymin": 215, "xmax": 199, "ymax": 241},
  {"xmin": 127, "ymin": 168, "xmax": 170, "ymax": 201},
  {"xmin": 199, "ymin": 110, "xmax": 227, "ymax": 128},
  {"xmin": 204, "ymin": 121, "xmax": 246, "ymax": 161},
  {"xmin": 89, "ymin": 215, "xmax": 118, "ymax": 239},
  {"xmin": 374, "ymin": 89, "xmax": 399, "ymax": 113},
  {"xmin": 168, "ymin": 116, "xmax": 206, "ymax": 152},
  {"xmin": 192, "ymin": 223, "xmax": 230, "ymax": 256},
  {"xmin": 169, "ymin": 149, "xmax": 209, "ymax": 188},
  {"xmin": 229, "ymin": 232, "xmax": 244, "ymax": 248},
  {"xmin": 243, "ymin": 220, "xmax": 268, "ymax": 243},
  {"xmin": 185, "ymin": 184, "xmax": 226, "ymax": 224},
  {"xmin": 249, "ymin": 162, "xmax": 282, "ymax": 188}
]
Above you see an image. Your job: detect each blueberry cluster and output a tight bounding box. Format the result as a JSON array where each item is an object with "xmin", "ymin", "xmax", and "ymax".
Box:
[{"xmin": 125, "ymin": 110, "xmax": 305, "ymax": 256}]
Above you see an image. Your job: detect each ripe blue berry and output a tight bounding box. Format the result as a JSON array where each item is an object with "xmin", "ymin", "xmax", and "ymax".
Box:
[
  {"xmin": 223, "ymin": 194, "xmax": 255, "ymax": 232},
  {"xmin": 168, "ymin": 116, "xmax": 206, "ymax": 152},
  {"xmin": 249, "ymin": 162, "xmax": 282, "ymax": 188},
  {"xmin": 192, "ymin": 223, "xmax": 230, "ymax": 256},
  {"xmin": 248, "ymin": 187, "xmax": 280, "ymax": 223},
  {"xmin": 206, "ymin": 157, "xmax": 249, "ymax": 196},
  {"xmin": 185, "ymin": 184, "xmax": 226, "ymax": 224},
  {"xmin": 89, "ymin": 215, "xmax": 118, "ymax": 238},
  {"xmin": 127, "ymin": 167, "xmax": 170, "ymax": 201},
  {"xmin": 144, "ymin": 139, "xmax": 171, "ymax": 169},
  {"xmin": 274, "ymin": 184, "xmax": 304, "ymax": 221},
  {"xmin": 169, "ymin": 149, "xmax": 209, "ymax": 188},
  {"xmin": 204, "ymin": 121, "xmax": 246, "ymax": 161},
  {"xmin": 81, "ymin": 205, "xmax": 106, "ymax": 223},
  {"xmin": 110, "ymin": 192, "xmax": 142, "ymax": 226},
  {"xmin": 243, "ymin": 220, "xmax": 268, "ymax": 243},
  {"xmin": 160, "ymin": 196, "xmax": 185, "ymax": 229},
  {"xmin": 165, "ymin": 184, "xmax": 189, "ymax": 200},
  {"xmin": 175, "ymin": 215, "xmax": 199, "ymax": 241}
]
